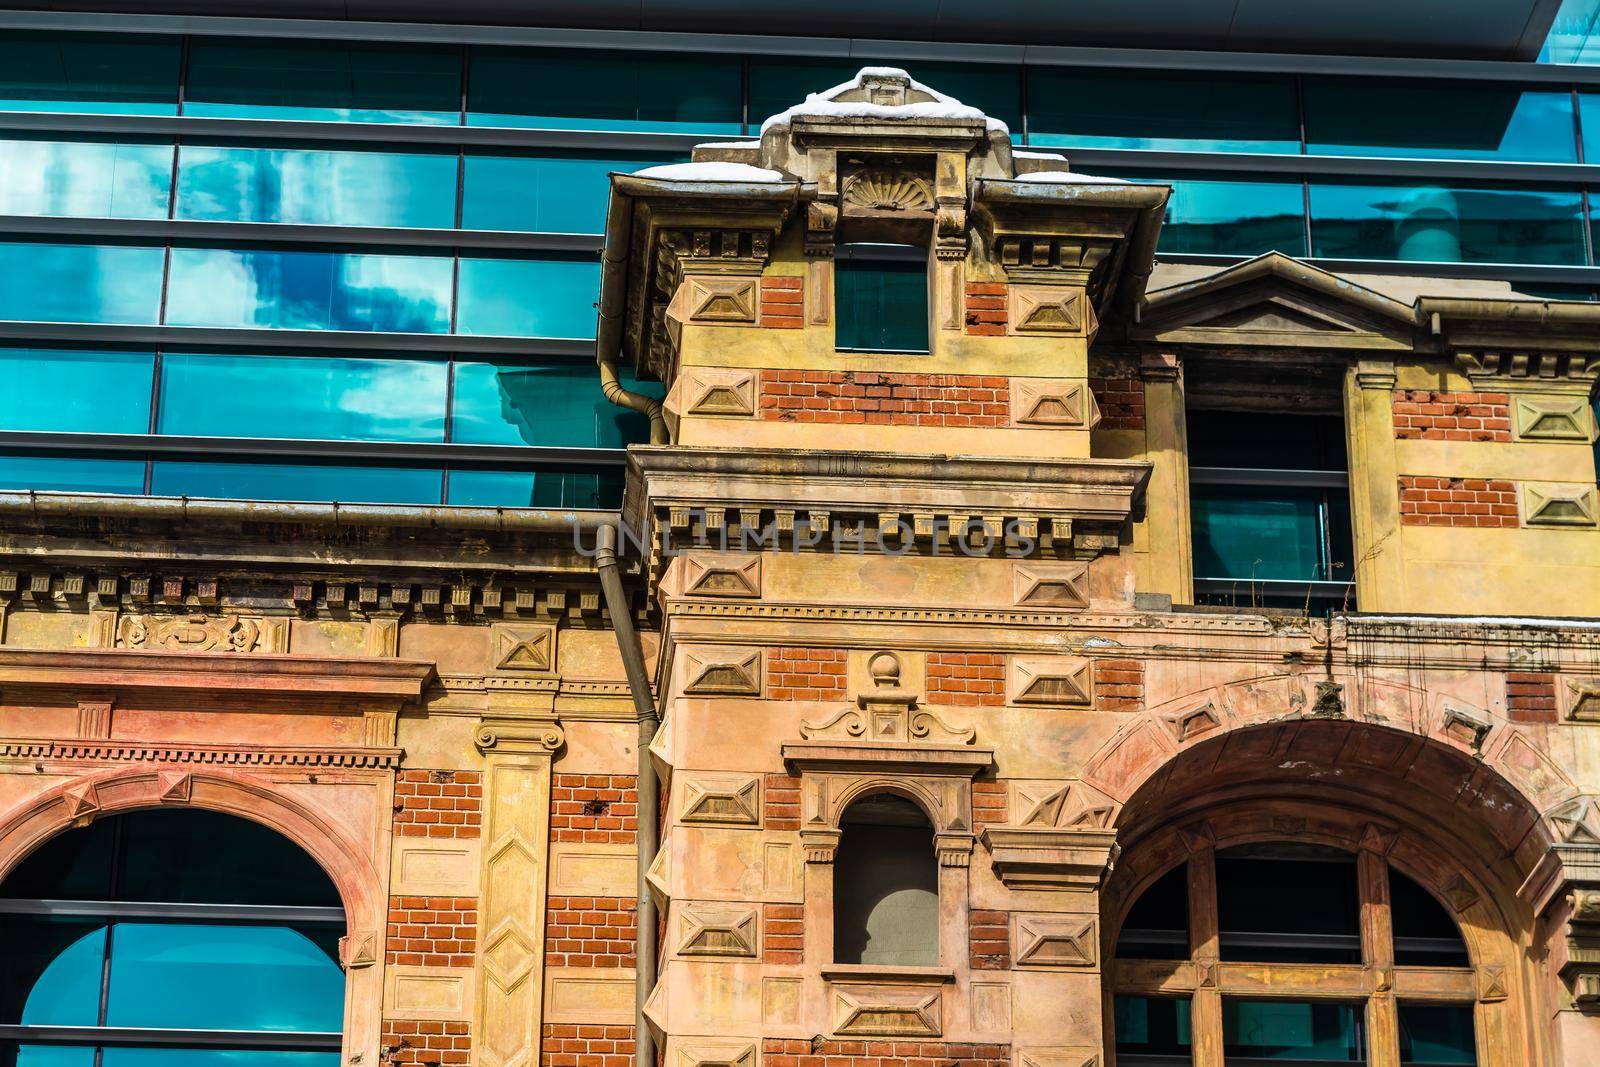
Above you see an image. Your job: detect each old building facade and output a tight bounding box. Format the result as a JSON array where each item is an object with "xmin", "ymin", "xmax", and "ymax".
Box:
[{"xmin": 3, "ymin": 66, "xmax": 1600, "ymax": 1067}]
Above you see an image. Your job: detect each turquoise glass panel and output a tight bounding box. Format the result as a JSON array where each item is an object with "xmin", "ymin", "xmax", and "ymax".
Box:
[
  {"xmin": 1309, "ymin": 183, "xmax": 1587, "ymax": 265},
  {"xmin": 1578, "ymin": 95, "xmax": 1600, "ymax": 158},
  {"xmin": 1305, "ymin": 80, "xmax": 1576, "ymax": 162},
  {"xmin": 1114, "ymin": 996, "xmax": 1192, "ymax": 1057},
  {"xmin": 1191, "ymin": 485, "xmax": 1328, "ymax": 582},
  {"xmin": 1399, "ymin": 1004, "xmax": 1476, "ymax": 1065},
  {"xmin": 159, "ymin": 353, "xmax": 447, "ymax": 443},
  {"xmin": 151, "ymin": 460, "xmax": 441, "ymax": 504},
  {"xmin": 462, "ymin": 153, "xmax": 679, "ymax": 234},
  {"xmin": 105, "ymin": 923, "xmax": 342, "ymax": 1032},
  {"xmin": 748, "ymin": 59, "xmax": 1021, "ymax": 133},
  {"xmin": 467, "ymin": 48, "xmax": 740, "ymax": 133},
  {"xmin": 0, "ymin": 139, "xmax": 171, "ymax": 219},
  {"xmin": 0, "ymin": 922, "xmax": 104, "ymax": 1025},
  {"xmin": 1224, "ymin": 1000, "xmax": 1362, "ymax": 1060},
  {"xmin": 103, "ymin": 1053, "xmax": 340, "ymax": 1067},
  {"xmin": 456, "ymin": 257, "xmax": 601, "ymax": 338},
  {"xmin": 166, "ymin": 248, "xmax": 453, "ymax": 333},
  {"xmin": 0, "ymin": 33, "xmax": 179, "ymax": 116},
  {"xmin": 184, "ymin": 39, "xmax": 460, "ymax": 125},
  {"xmin": 0, "ymin": 242, "xmax": 163, "ymax": 325},
  {"xmin": 176, "ymin": 145, "xmax": 457, "ymax": 228},
  {"xmin": 448, "ymin": 468, "xmax": 625, "ymax": 509},
  {"xmin": 1546, "ymin": 0, "xmax": 1600, "ymax": 62},
  {"xmin": 0, "ymin": 348, "xmax": 153, "ymax": 433},
  {"xmin": 452, "ymin": 362, "xmax": 658, "ymax": 447},
  {"xmin": 1027, "ymin": 67, "xmax": 1299, "ymax": 153},
  {"xmin": 0, "ymin": 453, "xmax": 145, "ymax": 494},
  {"xmin": 12, "ymin": 1047, "xmax": 97, "ymax": 1067},
  {"xmin": 836, "ymin": 258, "xmax": 930, "ymax": 353},
  {"xmin": 115, "ymin": 810, "xmax": 342, "ymax": 907},
  {"xmin": 1117, "ymin": 174, "xmax": 1306, "ymax": 256}
]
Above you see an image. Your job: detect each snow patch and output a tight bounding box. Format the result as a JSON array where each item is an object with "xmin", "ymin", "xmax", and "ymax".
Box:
[
  {"xmin": 1012, "ymin": 149, "xmax": 1068, "ymax": 160},
  {"xmin": 633, "ymin": 161, "xmax": 787, "ymax": 183},
  {"xmin": 760, "ymin": 66, "xmax": 1009, "ymax": 138},
  {"xmin": 1015, "ymin": 170, "xmax": 1128, "ymax": 184},
  {"xmin": 694, "ymin": 140, "xmax": 761, "ymax": 149}
]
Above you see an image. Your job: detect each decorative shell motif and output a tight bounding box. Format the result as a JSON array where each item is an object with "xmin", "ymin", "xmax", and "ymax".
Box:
[{"xmin": 842, "ymin": 170, "xmax": 934, "ymax": 212}]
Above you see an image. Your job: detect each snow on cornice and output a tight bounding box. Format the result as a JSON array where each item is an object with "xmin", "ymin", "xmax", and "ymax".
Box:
[
  {"xmin": 1015, "ymin": 171, "xmax": 1129, "ymax": 184},
  {"xmin": 633, "ymin": 161, "xmax": 788, "ymax": 182},
  {"xmin": 759, "ymin": 66, "xmax": 1008, "ymax": 137}
]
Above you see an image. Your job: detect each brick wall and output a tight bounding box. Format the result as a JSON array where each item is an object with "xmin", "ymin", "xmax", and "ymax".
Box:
[
  {"xmin": 927, "ymin": 652, "xmax": 1006, "ymax": 707},
  {"xmin": 1090, "ymin": 377, "xmax": 1145, "ymax": 431},
  {"xmin": 1398, "ymin": 477, "xmax": 1518, "ymax": 528},
  {"xmin": 964, "ymin": 282, "xmax": 1007, "ymax": 336},
  {"xmin": 543, "ymin": 1024, "xmax": 634, "ymax": 1067},
  {"xmin": 764, "ymin": 902, "xmax": 804, "ymax": 963},
  {"xmin": 761, "ymin": 276, "xmax": 803, "ymax": 329},
  {"xmin": 767, "ymin": 647, "xmax": 848, "ymax": 700},
  {"xmin": 1392, "ymin": 390, "xmax": 1510, "ymax": 441},
  {"xmin": 971, "ymin": 779, "xmax": 1007, "ymax": 827},
  {"xmin": 764, "ymin": 1039, "xmax": 1011, "ymax": 1067},
  {"xmin": 394, "ymin": 769, "xmax": 482, "ymax": 838},
  {"xmin": 383, "ymin": 1020, "xmax": 470, "ymax": 1066},
  {"xmin": 765, "ymin": 773, "xmax": 801, "ymax": 830},
  {"xmin": 386, "ymin": 896, "xmax": 477, "ymax": 967},
  {"xmin": 759, "ymin": 371, "xmax": 1009, "ymax": 427},
  {"xmin": 551, "ymin": 774, "xmax": 638, "ymax": 844},
  {"xmin": 1507, "ymin": 672, "xmax": 1558, "ymax": 724},
  {"xmin": 1095, "ymin": 659, "xmax": 1145, "ymax": 712},
  {"xmin": 546, "ymin": 896, "xmax": 637, "ymax": 968},
  {"xmin": 969, "ymin": 910, "xmax": 1010, "ymax": 970}
]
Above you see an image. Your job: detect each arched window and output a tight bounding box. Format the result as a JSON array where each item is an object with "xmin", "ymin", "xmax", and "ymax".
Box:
[
  {"xmin": 833, "ymin": 794, "xmax": 938, "ymax": 966},
  {"xmin": 1112, "ymin": 843, "xmax": 1476, "ymax": 1066},
  {"xmin": 0, "ymin": 809, "xmax": 346, "ymax": 1067}
]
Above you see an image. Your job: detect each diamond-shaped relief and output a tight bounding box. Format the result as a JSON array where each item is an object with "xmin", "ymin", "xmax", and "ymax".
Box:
[
  {"xmin": 687, "ymin": 278, "xmax": 758, "ymax": 323},
  {"xmin": 685, "ymin": 369, "xmax": 757, "ymax": 417},
  {"xmin": 677, "ymin": 902, "xmax": 758, "ymax": 958},
  {"xmin": 1010, "ymin": 285, "xmax": 1088, "ymax": 335},
  {"xmin": 831, "ymin": 988, "xmax": 941, "ymax": 1037},
  {"xmin": 1011, "ymin": 379, "xmax": 1100, "ymax": 429},
  {"xmin": 674, "ymin": 1039, "xmax": 757, "ymax": 1067},
  {"xmin": 493, "ymin": 624, "xmax": 556, "ymax": 671},
  {"xmin": 1012, "ymin": 562, "xmax": 1090, "ymax": 609},
  {"xmin": 684, "ymin": 554, "xmax": 761, "ymax": 598},
  {"xmin": 1523, "ymin": 482, "xmax": 1597, "ymax": 527},
  {"xmin": 1162, "ymin": 701, "xmax": 1221, "ymax": 744},
  {"xmin": 1013, "ymin": 915, "xmax": 1097, "ymax": 967},
  {"xmin": 1513, "ymin": 395, "xmax": 1593, "ymax": 441},
  {"xmin": 158, "ymin": 770, "xmax": 193, "ymax": 803},
  {"xmin": 682, "ymin": 649, "xmax": 761, "ymax": 696},
  {"xmin": 681, "ymin": 773, "xmax": 761, "ymax": 825},
  {"xmin": 61, "ymin": 782, "xmax": 99, "ymax": 821},
  {"xmin": 483, "ymin": 926, "xmax": 538, "ymax": 990},
  {"xmin": 1441, "ymin": 873, "xmax": 1479, "ymax": 913},
  {"xmin": 1547, "ymin": 795, "xmax": 1600, "ymax": 844}
]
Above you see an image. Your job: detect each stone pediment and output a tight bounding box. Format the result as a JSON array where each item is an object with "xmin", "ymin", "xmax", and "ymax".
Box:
[{"xmin": 1136, "ymin": 252, "xmax": 1417, "ymax": 350}]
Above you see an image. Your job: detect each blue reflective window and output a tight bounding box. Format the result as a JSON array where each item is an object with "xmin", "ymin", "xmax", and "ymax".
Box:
[
  {"xmin": 467, "ymin": 48, "xmax": 740, "ymax": 133},
  {"xmin": 151, "ymin": 460, "xmax": 442, "ymax": 504},
  {"xmin": 176, "ymin": 145, "xmax": 457, "ymax": 229},
  {"xmin": 0, "ymin": 33, "xmax": 179, "ymax": 116},
  {"xmin": 462, "ymin": 152, "xmax": 679, "ymax": 234},
  {"xmin": 184, "ymin": 39, "xmax": 461, "ymax": 125},
  {"xmin": 1114, "ymin": 996, "xmax": 1193, "ymax": 1058},
  {"xmin": 456, "ymin": 257, "xmax": 601, "ymax": 338},
  {"xmin": 452, "ymin": 362, "xmax": 658, "ymax": 447},
  {"xmin": 159, "ymin": 352, "xmax": 447, "ymax": 442},
  {"xmin": 0, "ymin": 453, "xmax": 146, "ymax": 494},
  {"xmin": 1579, "ymin": 95, "xmax": 1600, "ymax": 160},
  {"xmin": 1309, "ymin": 183, "xmax": 1587, "ymax": 265},
  {"xmin": 0, "ymin": 348, "xmax": 154, "ymax": 433},
  {"xmin": 836, "ymin": 255, "xmax": 929, "ymax": 353},
  {"xmin": 1114, "ymin": 173, "xmax": 1307, "ymax": 257},
  {"xmin": 748, "ymin": 59, "xmax": 1021, "ymax": 133},
  {"xmin": 1027, "ymin": 67, "xmax": 1299, "ymax": 153},
  {"xmin": 0, "ymin": 138, "xmax": 171, "ymax": 220},
  {"xmin": 2, "ymin": 923, "xmax": 105, "ymax": 1026},
  {"xmin": 0, "ymin": 242, "xmax": 164, "ymax": 325},
  {"xmin": 1223, "ymin": 1000, "xmax": 1362, "ymax": 1061},
  {"xmin": 166, "ymin": 248, "xmax": 454, "ymax": 333},
  {"xmin": 1191, "ymin": 485, "xmax": 1353, "ymax": 584},
  {"xmin": 448, "ymin": 468, "xmax": 625, "ymax": 509},
  {"xmin": 1305, "ymin": 79, "xmax": 1576, "ymax": 162},
  {"xmin": 1398, "ymin": 1004, "xmax": 1476, "ymax": 1065}
]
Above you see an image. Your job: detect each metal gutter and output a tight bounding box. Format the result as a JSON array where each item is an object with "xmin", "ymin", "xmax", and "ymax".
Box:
[{"xmin": 0, "ymin": 322, "xmax": 594, "ymax": 357}]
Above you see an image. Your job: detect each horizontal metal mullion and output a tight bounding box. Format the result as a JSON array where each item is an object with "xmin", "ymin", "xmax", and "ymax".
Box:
[
  {"xmin": 1193, "ymin": 578, "xmax": 1357, "ymax": 598},
  {"xmin": 0, "ymin": 898, "xmax": 345, "ymax": 924},
  {"xmin": 1156, "ymin": 252, "xmax": 1600, "ymax": 286},
  {"xmin": 0, "ymin": 111, "xmax": 706, "ymax": 152},
  {"xmin": 1189, "ymin": 467, "xmax": 1350, "ymax": 488},
  {"xmin": 0, "ymin": 432, "xmax": 629, "ymax": 468},
  {"xmin": 0, "ymin": 322, "xmax": 593, "ymax": 356},
  {"xmin": 0, "ymin": 1025, "xmax": 341, "ymax": 1050},
  {"xmin": 1069, "ymin": 147, "xmax": 1600, "ymax": 184},
  {"xmin": 0, "ymin": 215, "xmax": 604, "ymax": 252}
]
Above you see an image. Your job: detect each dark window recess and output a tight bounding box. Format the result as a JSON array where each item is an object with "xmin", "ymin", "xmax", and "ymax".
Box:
[
  {"xmin": 1390, "ymin": 870, "xmax": 1470, "ymax": 967},
  {"xmin": 1215, "ymin": 844, "xmax": 1362, "ymax": 964},
  {"xmin": 1398, "ymin": 1003, "xmax": 1476, "ymax": 1065},
  {"xmin": 1115, "ymin": 864, "xmax": 1190, "ymax": 960},
  {"xmin": 1223, "ymin": 999, "xmax": 1365, "ymax": 1062},
  {"xmin": 832, "ymin": 794, "xmax": 938, "ymax": 967},
  {"xmin": 835, "ymin": 251, "xmax": 929, "ymax": 354},
  {"xmin": 1114, "ymin": 995, "xmax": 1194, "ymax": 1059}
]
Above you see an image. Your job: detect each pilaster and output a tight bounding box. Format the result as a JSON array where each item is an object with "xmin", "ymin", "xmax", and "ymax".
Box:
[
  {"xmin": 1138, "ymin": 351, "xmax": 1192, "ymax": 604},
  {"xmin": 1346, "ymin": 359, "xmax": 1408, "ymax": 610}
]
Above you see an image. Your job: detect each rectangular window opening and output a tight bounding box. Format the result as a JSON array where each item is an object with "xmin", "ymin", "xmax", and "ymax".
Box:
[{"xmin": 834, "ymin": 246, "xmax": 930, "ymax": 355}]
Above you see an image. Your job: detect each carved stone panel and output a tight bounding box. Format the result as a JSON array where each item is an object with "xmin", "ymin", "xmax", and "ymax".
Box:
[
  {"xmin": 1012, "ymin": 915, "xmax": 1097, "ymax": 968},
  {"xmin": 676, "ymin": 901, "xmax": 759, "ymax": 958},
  {"xmin": 683, "ymin": 368, "xmax": 758, "ymax": 418},
  {"xmin": 827, "ymin": 978, "xmax": 944, "ymax": 1038},
  {"xmin": 680, "ymin": 773, "xmax": 761, "ymax": 825},
  {"xmin": 1011, "ymin": 562, "xmax": 1090, "ymax": 609},
  {"xmin": 117, "ymin": 613, "xmax": 288, "ymax": 653},
  {"xmin": 674, "ymin": 1039, "xmax": 758, "ymax": 1067},
  {"xmin": 1521, "ymin": 482, "xmax": 1597, "ymax": 527},
  {"xmin": 683, "ymin": 554, "xmax": 762, "ymax": 598},
  {"xmin": 1009, "ymin": 657, "xmax": 1092, "ymax": 707},
  {"xmin": 682, "ymin": 648, "xmax": 762, "ymax": 697},
  {"xmin": 685, "ymin": 277, "xmax": 759, "ymax": 324},
  {"xmin": 1565, "ymin": 680, "xmax": 1600, "ymax": 724},
  {"xmin": 492, "ymin": 624, "xmax": 557, "ymax": 672},
  {"xmin": 1513, "ymin": 395, "xmax": 1594, "ymax": 441},
  {"xmin": 1009, "ymin": 285, "xmax": 1093, "ymax": 337}
]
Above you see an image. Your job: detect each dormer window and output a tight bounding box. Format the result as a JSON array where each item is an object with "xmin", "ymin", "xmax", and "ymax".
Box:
[{"xmin": 835, "ymin": 244, "xmax": 930, "ymax": 354}]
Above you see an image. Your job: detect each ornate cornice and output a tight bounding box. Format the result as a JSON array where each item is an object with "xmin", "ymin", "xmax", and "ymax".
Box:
[{"xmin": 0, "ymin": 738, "xmax": 403, "ymax": 769}]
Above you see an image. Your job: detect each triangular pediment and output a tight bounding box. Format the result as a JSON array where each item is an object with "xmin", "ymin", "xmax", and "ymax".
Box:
[{"xmin": 1137, "ymin": 252, "xmax": 1419, "ymax": 350}]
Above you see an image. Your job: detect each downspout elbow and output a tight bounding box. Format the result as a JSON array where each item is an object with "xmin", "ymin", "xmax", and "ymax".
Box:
[{"xmin": 600, "ymin": 357, "xmax": 669, "ymax": 445}]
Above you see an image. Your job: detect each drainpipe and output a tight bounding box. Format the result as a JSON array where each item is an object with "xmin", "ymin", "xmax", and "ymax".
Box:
[
  {"xmin": 594, "ymin": 522, "xmax": 660, "ymax": 1067},
  {"xmin": 596, "ymin": 184, "xmax": 669, "ymax": 445}
]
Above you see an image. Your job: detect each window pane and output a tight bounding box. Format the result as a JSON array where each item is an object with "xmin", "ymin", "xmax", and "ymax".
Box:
[
  {"xmin": 115, "ymin": 810, "xmax": 342, "ymax": 908},
  {"xmin": 1115, "ymin": 865, "xmax": 1189, "ymax": 960},
  {"xmin": 452, "ymin": 361, "xmax": 657, "ymax": 447},
  {"xmin": 0, "ymin": 139, "xmax": 171, "ymax": 220},
  {"xmin": 467, "ymin": 48, "xmax": 740, "ymax": 133},
  {"xmin": 749, "ymin": 59, "xmax": 1021, "ymax": 132},
  {"xmin": 102, "ymin": 1053, "xmax": 340, "ymax": 1067},
  {"xmin": 176, "ymin": 145, "xmax": 457, "ymax": 228},
  {"xmin": 1027, "ymin": 67, "xmax": 1299, "ymax": 153},
  {"xmin": 1309, "ymin": 183, "xmax": 1587, "ymax": 265},
  {"xmin": 166, "ymin": 248, "xmax": 453, "ymax": 333},
  {"xmin": 1306, "ymin": 79, "xmax": 1576, "ymax": 162},
  {"xmin": 151, "ymin": 459, "xmax": 442, "ymax": 504},
  {"xmin": 456, "ymin": 257, "xmax": 600, "ymax": 337},
  {"xmin": 0, "ymin": 33, "xmax": 179, "ymax": 116},
  {"xmin": 0, "ymin": 818, "xmax": 115, "ymax": 900},
  {"xmin": 106, "ymin": 923, "xmax": 341, "ymax": 1032},
  {"xmin": 1188, "ymin": 411, "xmax": 1347, "ymax": 471},
  {"xmin": 159, "ymin": 352, "xmax": 446, "ymax": 443},
  {"xmin": 1216, "ymin": 847, "xmax": 1360, "ymax": 963},
  {"xmin": 1224, "ymin": 1000, "xmax": 1363, "ymax": 1061},
  {"xmin": 0, "ymin": 242, "xmax": 163, "ymax": 325},
  {"xmin": 447, "ymin": 468, "xmax": 625, "ymax": 509},
  {"xmin": 1191, "ymin": 485, "xmax": 1330, "ymax": 583},
  {"xmin": 0, "ymin": 921, "xmax": 104, "ymax": 1026},
  {"xmin": 1114, "ymin": 996, "xmax": 1192, "ymax": 1057},
  {"xmin": 185, "ymin": 39, "xmax": 460, "ymax": 125},
  {"xmin": 0, "ymin": 452, "xmax": 145, "ymax": 494},
  {"xmin": 462, "ymin": 152, "xmax": 679, "ymax": 234},
  {"xmin": 1399, "ymin": 1004, "xmax": 1476, "ymax": 1065},
  {"xmin": 10, "ymin": 1045, "xmax": 97, "ymax": 1067},
  {"xmin": 837, "ymin": 257, "xmax": 929, "ymax": 353},
  {"xmin": 1391, "ymin": 870, "xmax": 1470, "ymax": 967},
  {"xmin": 0, "ymin": 348, "xmax": 153, "ymax": 433}
]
